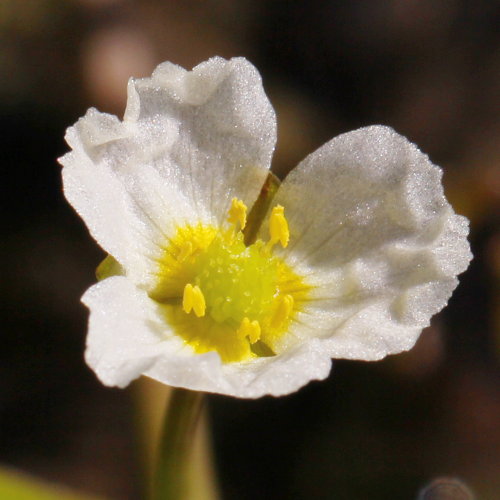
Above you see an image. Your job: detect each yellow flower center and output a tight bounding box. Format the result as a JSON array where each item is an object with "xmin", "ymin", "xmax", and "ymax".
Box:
[{"xmin": 150, "ymin": 199, "xmax": 309, "ymax": 363}]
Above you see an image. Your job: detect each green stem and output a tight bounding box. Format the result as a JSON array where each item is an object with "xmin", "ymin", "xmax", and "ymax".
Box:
[{"xmin": 153, "ymin": 388, "xmax": 204, "ymax": 500}]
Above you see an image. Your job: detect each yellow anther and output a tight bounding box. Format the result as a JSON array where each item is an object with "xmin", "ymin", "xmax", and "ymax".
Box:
[
  {"xmin": 271, "ymin": 294, "xmax": 294, "ymax": 328},
  {"xmin": 192, "ymin": 286, "xmax": 206, "ymax": 317},
  {"xmin": 182, "ymin": 283, "xmax": 206, "ymax": 317},
  {"xmin": 182, "ymin": 283, "xmax": 193, "ymax": 314},
  {"xmin": 269, "ymin": 205, "xmax": 289, "ymax": 249},
  {"xmin": 227, "ymin": 198, "xmax": 247, "ymax": 231},
  {"xmin": 177, "ymin": 241, "xmax": 193, "ymax": 262},
  {"xmin": 237, "ymin": 317, "xmax": 261, "ymax": 344}
]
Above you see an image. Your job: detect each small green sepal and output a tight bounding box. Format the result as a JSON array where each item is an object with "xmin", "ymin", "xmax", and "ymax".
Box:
[{"xmin": 95, "ymin": 255, "xmax": 124, "ymax": 281}]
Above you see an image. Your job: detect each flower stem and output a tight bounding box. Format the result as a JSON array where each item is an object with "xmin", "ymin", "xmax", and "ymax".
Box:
[{"xmin": 153, "ymin": 388, "xmax": 204, "ymax": 500}]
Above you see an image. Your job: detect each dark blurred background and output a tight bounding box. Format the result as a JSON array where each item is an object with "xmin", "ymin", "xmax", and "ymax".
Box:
[{"xmin": 1, "ymin": 1, "xmax": 499, "ymax": 499}]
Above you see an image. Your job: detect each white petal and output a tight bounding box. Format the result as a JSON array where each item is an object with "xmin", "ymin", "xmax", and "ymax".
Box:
[
  {"xmin": 83, "ymin": 276, "xmax": 171, "ymax": 388},
  {"xmin": 84, "ymin": 277, "xmax": 332, "ymax": 397},
  {"xmin": 145, "ymin": 338, "xmax": 332, "ymax": 399},
  {"xmin": 124, "ymin": 57, "xmax": 276, "ymax": 223},
  {"xmin": 265, "ymin": 125, "xmax": 471, "ymax": 360},
  {"xmin": 60, "ymin": 57, "xmax": 276, "ymax": 284}
]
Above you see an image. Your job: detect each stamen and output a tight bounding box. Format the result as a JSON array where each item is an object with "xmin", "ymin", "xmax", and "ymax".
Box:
[
  {"xmin": 227, "ymin": 198, "xmax": 247, "ymax": 231},
  {"xmin": 271, "ymin": 294, "xmax": 294, "ymax": 328},
  {"xmin": 182, "ymin": 283, "xmax": 206, "ymax": 317},
  {"xmin": 268, "ymin": 205, "xmax": 289, "ymax": 249},
  {"xmin": 237, "ymin": 317, "xmax": 261, "ymax": 344}
]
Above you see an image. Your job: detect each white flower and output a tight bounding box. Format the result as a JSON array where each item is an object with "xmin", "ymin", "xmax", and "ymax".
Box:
[{"xmin": 60, "ymin": 57, "xmax": 471, "ymax": 398}]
